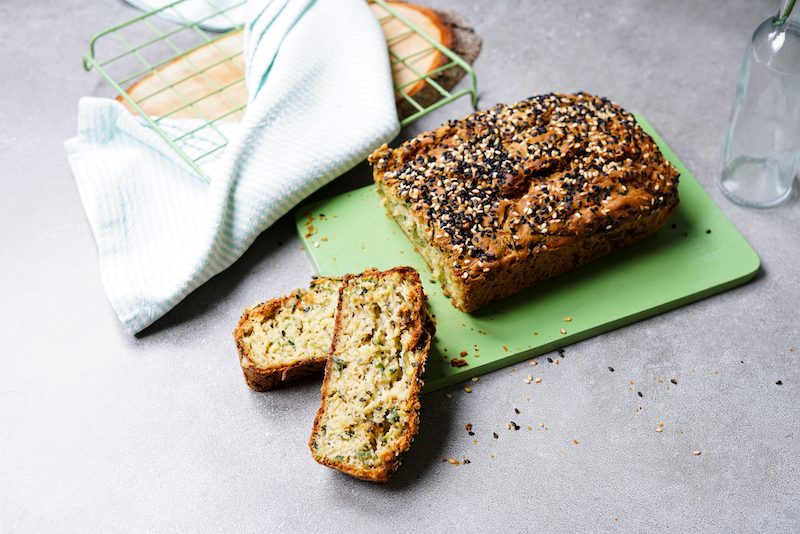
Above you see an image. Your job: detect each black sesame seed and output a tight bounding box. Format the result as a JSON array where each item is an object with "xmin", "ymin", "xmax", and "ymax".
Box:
[
  {"xmin": 514, "ymin": 408, "xmax": 520, "ymax": 414},
  {"xmin": 463, "ymin": 459, "xmax": 471, "ymax": 464},
  {"xmin": 468, "ymin": 431, "xmax": 475, "ymax": 436},
  {"xmin": 608, "ymin": 366, "xmax": 614, "ymax": 372},
  {"xmin": 776, "ymin": 380, "xmax": 783, "ymax": 385},
  {"xmin": 547, "ymin": 357, "xmax": 553, "ymax": 363},
  {"xmin": 637, "ymin": 391, "xmax": 643, "ymax": 397},
  {"xmin": 671, "ymin": 378, "xmax": 677, "ymax": 385},
  {"xmin": 493, "ymin": 432, "xmax": 499, "ymax": 439},
  {"xmin": 706, "ymin": 229, "xmax": 711, "ymax": 234}
]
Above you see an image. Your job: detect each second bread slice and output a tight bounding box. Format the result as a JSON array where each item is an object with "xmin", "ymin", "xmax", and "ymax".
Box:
[{"xmin": 309, "ymin": 267, "xmax": 434, "ymax": 482}]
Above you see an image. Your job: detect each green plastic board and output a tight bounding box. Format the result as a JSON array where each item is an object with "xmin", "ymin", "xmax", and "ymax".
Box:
[{"xmin": 294, "ymin": 115, "xmax": 760, "ymax": 393}]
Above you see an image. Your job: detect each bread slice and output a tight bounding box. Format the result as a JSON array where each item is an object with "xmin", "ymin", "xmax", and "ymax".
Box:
[
  {"xmin": 368, "ymin": 92, "xmax": 680, "ymax": 313},
  {"xmin": 233, "ymin": 276, "xmax": 343, "ymax": 391},
  {"xmin": 309, "ymin": 267, "xmax": 434, "ymax": 483}
]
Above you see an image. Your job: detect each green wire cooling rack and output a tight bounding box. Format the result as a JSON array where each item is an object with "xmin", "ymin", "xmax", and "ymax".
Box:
[{"xmin": 82, "ymin": 0, "xmax": 479, "ymax": 184}]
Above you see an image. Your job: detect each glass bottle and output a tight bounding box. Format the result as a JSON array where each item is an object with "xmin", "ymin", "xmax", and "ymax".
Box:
[{"xmin": 718, "ymin": 0, "xmax": 800, "ymax": 207}]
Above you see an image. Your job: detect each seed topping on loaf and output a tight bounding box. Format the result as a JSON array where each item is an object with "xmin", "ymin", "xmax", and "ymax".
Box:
[{"xmin": 369, "ymin": 92, "xmax": 679, "ymax": 279}]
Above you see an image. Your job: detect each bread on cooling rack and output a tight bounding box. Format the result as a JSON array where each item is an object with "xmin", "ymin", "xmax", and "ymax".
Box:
[
  {"xmin": 309, "ymin": 267, "xmax": 434, "ymax": 483},
  {"xmin": 233, "ymin": 276, "xmax": 343, "ymax": 391},
  {"xmin": 368, "ymin": 92, "xmax": 680, "ymax": 313}
]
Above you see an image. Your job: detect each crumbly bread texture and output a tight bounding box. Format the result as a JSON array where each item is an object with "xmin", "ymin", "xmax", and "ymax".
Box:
[
  {"xmin": 368, "ymin": 92, "xmax": 680, "ymax": 313},
  {"xmin": 233, "ymin": 276, "xmax": 342, "ymax": 391},
  {"xmin": 309, "ymin": 267, "xmax": 434, "ymax": 483}
]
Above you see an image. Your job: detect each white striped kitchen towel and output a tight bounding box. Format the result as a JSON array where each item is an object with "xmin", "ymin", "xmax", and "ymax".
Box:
[{"xmin": 65, "ymin": 0, "xmax": 400, "ymax": 334}]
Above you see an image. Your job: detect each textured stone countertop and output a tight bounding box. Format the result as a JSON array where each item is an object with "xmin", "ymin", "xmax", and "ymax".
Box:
[{"xmin": 2, "ymin": 0, "xmax": 798, "ymax": 531}]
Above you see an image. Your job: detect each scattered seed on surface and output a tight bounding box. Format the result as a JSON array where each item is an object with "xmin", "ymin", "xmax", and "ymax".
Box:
[
  {"xmin": 535, "ymin": 378, "xmax": 542, "ymax": 383},
  {"xmin": 608, "ymin": 366, "xmax": 615, "ymax": 372},
  {"xmin": 445, "ymin": 393, "xmax": 452, "ymax": 398},
  {"xmin": 514, "ymin": 408, "xmax": 520, "ymax": 414},
  {"xmin": 530, "ymin": 361, "xmax": 537, "ymax": 366},
  {"xmin": 637, "ymin": 391, "xmax": 643, "ymax": 397},
  {"xmin": 463, "ymin": 459, "xmax": 471, "ymax": 464},
  {"xmin": 506, "ymin": 423, "xmax": 511, "ymax": 430},
  {"xmin": 776, "ymin": 380, "xmax": 783, "ymax": 385},
  {"xmin": 706, "ymin": 229, "xmax": 711, "ymax": 234},
  {"xmin": 560, "ymin": 328, "xmax": 567, "ymax": 334},
  {"xmin": 511, "ymin": 422, "xmax": 520, "ymax": 430},
  {"xmin": 493, "ymin": 432, "xmax": 498, "ymax": 439},
  {"xmin": 466, "ymin": 423, "xmax": 473, "ymax": 431},
  {"xmin": 573, "ymin": 440, "xmax": 579, "ymax": 444},
  {"xmin": 671, "ymin": 378, "xmax": 677, "ymax": 385},
  {"xmin": 468, "ymin": 431, "xmax": 475, "ymax": 436},
  {"xmin": 655, "ymin": 428, "xmax": 662, "ymax": 433},
  {"xmin": 564, "ymin": 317, "xmax": 572, "ymax": 322},
  {"xmin": 464, "ymin": 387, "xmax": 472, "ymax": 393},
  {"xmin": 693, "ymin": 450, "xmax": 701, "ymax": 455},
  {"xmin": 547, "ymin": 357, "xmax": 553, "ymax": 363}
]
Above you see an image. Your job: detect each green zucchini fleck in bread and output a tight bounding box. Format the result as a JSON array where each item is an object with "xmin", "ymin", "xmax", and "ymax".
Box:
[
  {"xmin": 233, "ymin": 276, "xmax": 343, "ymax": 391},
  {"xmin": 309, "ymin": 267, "xmax": 434, "ymax": 483}
]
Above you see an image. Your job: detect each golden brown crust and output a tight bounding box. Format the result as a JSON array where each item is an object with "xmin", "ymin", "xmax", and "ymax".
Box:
[
  {"xmin": 309, "ymin": 267, "xmax": 433, "ymax": 483},
  {"xmin": 369, "ymin": 92, "xmax": 680, "ymax": 312}
]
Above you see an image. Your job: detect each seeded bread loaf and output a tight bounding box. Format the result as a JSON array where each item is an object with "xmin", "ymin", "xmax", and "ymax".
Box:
[
  {"xmin": 309, "ymin": 267, "xmax": 434, "ymax": 483},
  {"xmin": 368, "ymin": 92, "xmax": 680, "ymax": 313},
  {"xmin": 233, "ymin": 276, "xmax": 342, "ymax": 391}
]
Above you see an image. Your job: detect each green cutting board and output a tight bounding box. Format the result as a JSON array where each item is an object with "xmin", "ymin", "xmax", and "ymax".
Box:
[{"xmin": 294, "ymin": 116, "xmax": 759, "ymax": 392}]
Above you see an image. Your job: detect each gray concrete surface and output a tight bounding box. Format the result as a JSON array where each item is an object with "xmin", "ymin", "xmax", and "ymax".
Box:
[{"xmin": 2, "ymin": 0, "xmax": 799, "ymax": 532}]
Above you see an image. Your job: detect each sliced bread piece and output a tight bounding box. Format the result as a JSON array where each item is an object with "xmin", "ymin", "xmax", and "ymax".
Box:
[
  {"xmin": 233, "ymin": 276, "xmax": 343, "ymax": 391},
  {"xmin": 309, "ymin": 267, "xmax": 434, "ymax": 482}
]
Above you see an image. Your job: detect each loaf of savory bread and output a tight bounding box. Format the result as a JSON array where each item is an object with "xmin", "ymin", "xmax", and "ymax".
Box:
[{"xmin": 369, "ymin": 92, "xmax": 680, "ymax": 312}]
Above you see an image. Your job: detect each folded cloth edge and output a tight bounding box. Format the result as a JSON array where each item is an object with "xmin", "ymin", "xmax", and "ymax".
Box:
[{"xmin": 66, "ymin": 0, "xmax": 400, "ymax": 334}]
